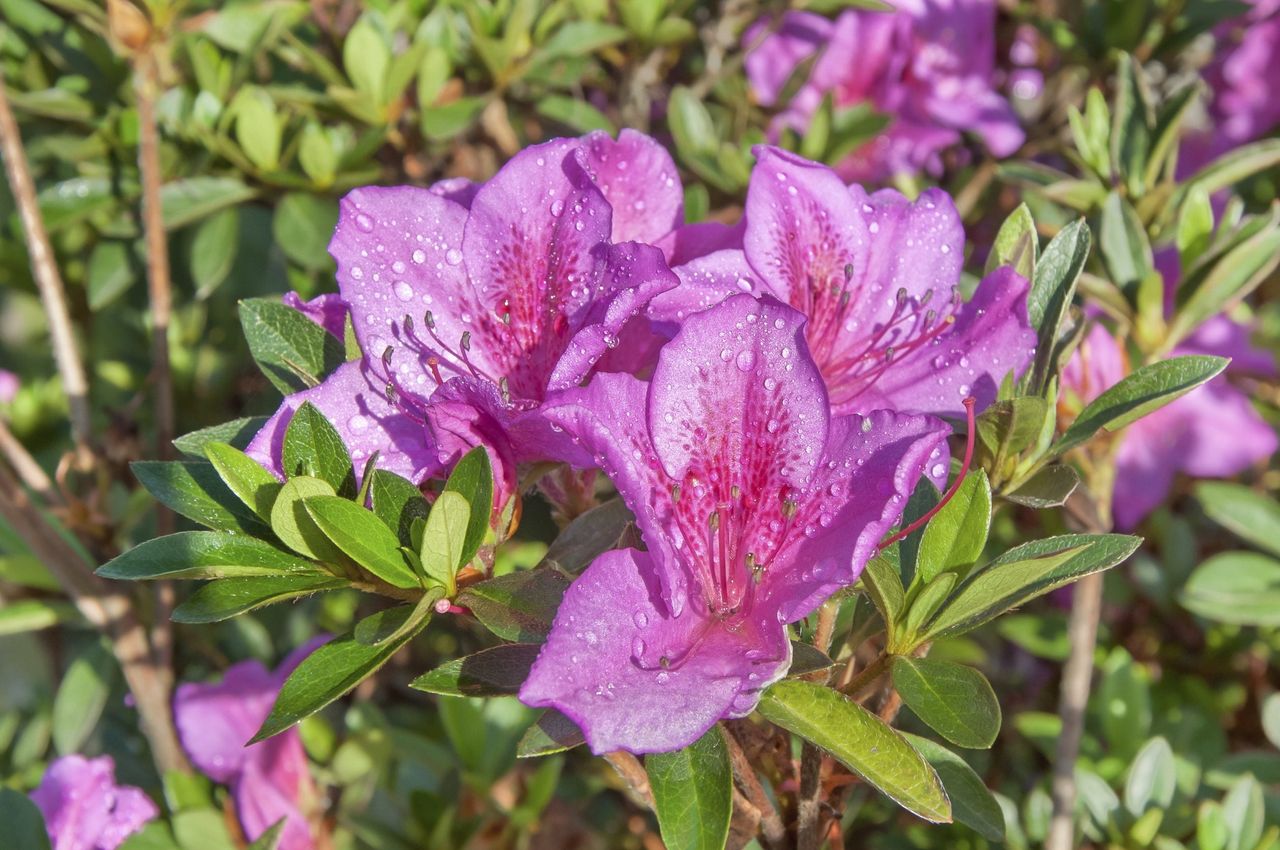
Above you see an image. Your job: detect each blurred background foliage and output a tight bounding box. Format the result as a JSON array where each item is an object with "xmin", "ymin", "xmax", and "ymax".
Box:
[{"xmin": 1, "ymin": 0, "xmax": 1279, "ymax": 848}]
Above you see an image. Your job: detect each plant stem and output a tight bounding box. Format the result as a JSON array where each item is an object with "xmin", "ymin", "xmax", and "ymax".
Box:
[
  {"xmin": 725, "ymin": 725, "xmax": 788, "ymax": 850},
  {"xmin": 797, "ymin": 742, "xmax": 823, "ymax": 850},
  {"xmin": 840, "ymin": 652, "xmax": 892, "ymax": 700},
  {"xmin": 0, "ymin": 417, "xmax": 59, "ymax": 505},
  {"xmin": 0, "ymin": 78, "xmax": 93, "ymax": 458},
  {"xmin": 604, "ymin": 751, "xmax": 654, "ymax": 809},
  {"xmin": 1045, "ymin": 569, "xmax": 1103, "ymax": 850},
  {"xmin": 0, "ymin": 461, "xmax": 189, "ymax": 775}
]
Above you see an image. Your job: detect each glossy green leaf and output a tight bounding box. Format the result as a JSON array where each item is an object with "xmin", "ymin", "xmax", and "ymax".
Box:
[
  {"xmin": 343, "ymin": 18, "xmax": 390, "ymax": 104},
  {"xmin": 518, "ymin": 709, "xmax": 586, "ymax": 758},
  {"xmin": 352, "ymin": 591, "xmax": 439, "ymax": 646},
  {"xmin": 1176, "ymin": 138, "xmax": 1280, "ymax": 202},
  {"xmin": 172, "ymin": 574, "xmax": 346, "ymax": 623},
  {"xmin": 1181, "ymin": 552, "xmax": 1280, "ymax": 626},
  {"xmin": 1099, "ymin": 191, "xmax": 1152, "ymax": 291},
  {"xmin": 860, "ymin": 549, "xmax": 905, "ymax": 627},
  {"xmin": 410, "ymin": 644, "xmax": 542, "ymax": 697},
  {"xmin": 0, "ymin": 789, "xmax": 51, "ymax": 850},
  {"xmin": 239, "ymin": 297, "xmax": 345, "ymax": 395},
  {"xmin": 457, "ymin": 568, "xmax": 572, "ymax": 642},
  {"xmin": 174, "ymin": 417, "xmax": 268, "ymax": 459},
  {"xmin": 1170, "ymin": 222, "xmax": 1280, "ymax": 347},
  {"xmin": 190, "ymin": 208, "xmax": 239, "ymax": 296},
  {"xmin": 916, "ymin": 471, "xmax": 991, "ymax": 584},
  {"xmin": 254, "ymin": 622, "xmax": 431, "ymax": 742},
  {"xmin": 925, "ymin": 534, "xmax": 1141, "ymax": 638},
  {"xmin": 442, "ymin": 447, "xmax": 494, "ymax": 568},
  {"xmin": 1195, "ymin": 483, "xmax": 1280, "ymax": 558},
  {"xmin": 1005, "ymin": 465, "xmax": 1080, "ymax": 509},
  {"xmin": 273, "ymin": 194, "xmax": 338, "ymax": 271},
  {"xmin": 541, "ymin": 497, "xmax": 635, "ymax": 575},
  {"xmin": 270, "ymin": 476, "xmax": 344, "ymax": 562},
  {"xmin": 305, "ymin": 496, "xmax": 418, "ymax": 588},
  {"xmin": 902, "ymin": 735, "xmax": 1005, "ymax": 841},
  {"xmin": 132, "ymin": 461, "xmax": 271, "ymax": 536},
  {"xmin": 98, "ymin": 532, "xmax": 319, "ymax": 581},
  {"xmin": 233, "ymin": 87, "xmax": 282, "ymax": 171},
  {"xmin": 647, "ymin": 727, "xmax": 732, "ymax": 850},
  {"xmin": 985, "ymin": 203, "xmax": 1037, "ymax": 280},
  {"xmin": 160, "ymin": 177, "xmax": 257, "ymax": 230},
  {"xmin": 1028, "ymin": 219, "xmax": 1090, "ymax": 387},
  {"xmin": 892, "ymin": 657, "xmax": 1001, "ymax": 748},
  {"xmin": 205, "ymin": 441, "xmax": 281, "ymax": 519},
  {"xmin": 1052, "ymin": 355, "xmax": 1228, "ymax": 456},
  {"xmin": 51, "ymin": 640, "xmax": 114, "ymax": 756},
  {"xmin": 758, "ymin": 680, "xmax": 950, "ymax": 822},
  {"xmin": 370, "ymin": 469, "xmax": 429, "ymax": 546},
  {"xmin": 419, "ymin": 491, "xmax": 470, "ymax": 592},
  {"xmin": 282, "ymin": 402, "xmax": 357, "ymax": 496}
]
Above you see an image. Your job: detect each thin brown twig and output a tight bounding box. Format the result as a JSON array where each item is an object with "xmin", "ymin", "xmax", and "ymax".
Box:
[
  {"xmin": 133, "ymin": 46, "xmax": 177, "ymax": 679},
  {"xmin": 1046, "ymin": 570, "xmax": 1103, "ymax": 850},
  {"xmin": 798, "ymin": 601, "xmax": 839, "ymax": 849},
  {"xmin": 0, "ymin": 418, "xmax": 60, "ymax": 505},
  {"xmin": 725, "ymin": 725, "xmax": 788, "ymax": 850},
  {"xmin": 0, "ymin": 78, "xmax": 93, "ymax": 458},
  {"xmin": 604, "ymin": 751, "xmax": 654, "ymax": 810},
  {"xmin": 0, "ymin": 460, "xmax": 189, "ymax": 775}
]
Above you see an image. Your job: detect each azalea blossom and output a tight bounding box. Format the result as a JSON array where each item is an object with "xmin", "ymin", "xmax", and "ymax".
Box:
[
  {"xmin": 650, "ymin": 147, "xmax": 1036, "ymax": 423},
  {"xmin": 1062, "ymin": 319, "xmax": 1276, "ymax": 530},
  {"xmin": 1181, "ymin": 0, "xmax": 1280, "ymax": 173},
  {"xmin": 174, "ymin": 641, "xmax": 325, "ymax": 850},
  {"xmin": 29, "ymin": 755, "xmax": 158, "ymax": 850},
  {"xmin": 743, "ymin": 2, "xmax": 1024, "ymax": 181},
  {"xmin": 520, "ymin": 294, "xmax": 950, "ymax": 753},
  {"xmin": 248, "ymin": 135, "xmax": 678, "ymax": 509}
]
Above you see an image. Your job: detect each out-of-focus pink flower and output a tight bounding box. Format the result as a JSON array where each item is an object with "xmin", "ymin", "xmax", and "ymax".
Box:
[
  {"xmin": 743, "ymin": 1, "xmax": 1024, "ymax": 181},
  {"xmin": 1182, "ymin": 0, "xmax": 1280, "ymax": 172},
  {"xmin": 0, "ymin": 369, "xmax": 19, "ymax": 404},
  {"xmin": 30, "ymin": 755, "xmax": 158, "ymax": 850},
  {"xmin": 174, "ymin": 642, "xmax": 325, "ymax": 850}
]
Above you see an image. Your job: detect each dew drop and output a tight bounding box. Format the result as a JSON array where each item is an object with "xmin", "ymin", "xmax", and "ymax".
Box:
[
  {"xmin": 445, "ymin": 249, "xmax": 463, "ymax": 266},
  {"xmin": 735, "ymin": 350, "xmax": 756, "ymax": 372},
  {"xmin": 354, "ymin": 213, "xmax": 374, "ymax": 232},
  {"xmin": 394, "ymin": 281, "xmax": 413, "ymax": 301},
  {"xmin": 411, "ymin": 249, "xmax": 427, "ymax": 264}
]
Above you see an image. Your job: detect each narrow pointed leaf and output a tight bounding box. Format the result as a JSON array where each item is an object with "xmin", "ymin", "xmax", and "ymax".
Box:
[
  {"xmin": 647, "ymin": 727, "xmax": 733, "ymax": 850},
  {"xmin": 304, "ymin": 495, "xmax": 419, "ymax": 588},
  {"xmin": 410, "ymin": 643, "xmax": 541, "ymax": 696},
  {"xmin": 1005, "ymin": 465, "xmax": 1080, "ymax": 509},
  {"xmin": 758, "ymin": 680, "xmax": 951, "ymax": 822},
  {"xmin": 172, "ymin": 574, "xmax": 346, "ymax": 623},
  {"xmin": 98, "ymin": 532, "xmax": 320, "ymax": 581},
  {"xmin": 892, "ymin": 657, "xmax": 1001, "ymax": 748},
  {"xmin": 206, "ymin": 441, "xmax": 282, "ymax": 519},
  {"xmin": 985, "ymin": 203, "xmax": 1037, "ymax": 280},
  {"xmin": 132, "ymin": 461, "xmax": 271, "ymax": 536},
  {"xmin": 174, "ymin": 416, "xmax": 267, "ymax": 459},
  {"xmin": 518, "ymin": 709, "xmax": 586, "ymax": 758},
  {"xmin": 442, "ymin": 447, "xmax": 494, "ymax": 567},
  {"xmin": 902, "ymin": 734, "xmax": 1005, "ymax": 841},
  {"xmin": 541, "ymin": 497, "xmax": 635, "ymax": 575},
  {"xmin": 1196, "ymin": 483, "xmax": 1280, "ymax": 557},
  {"xmin": 282, "ymin": 402, "xmax": 357, "ymax": 497}
]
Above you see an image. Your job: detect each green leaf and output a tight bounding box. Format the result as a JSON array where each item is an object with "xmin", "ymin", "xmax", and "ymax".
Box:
[
  {"xmin": 0, "ymin": 788, "xmax": 51, "ymax": 850},
  {"xmin": 172, "ymin": 574, "xmax": 346, "ymax": 623},
  {"xmin": 647, "ymin": 727, "xmax": 733, "ymax": 850},
  {"xmin": 759, "ymin": 680, "xmax": 950, "ymax": 822},
  {"xmin": 52, "ymin": 640, "xmax": 114, "ymax": 755},
  {"xmin": 410, "ymin": 644, "xmax": 542, "ymax": 697},
  {"xmin": 352, "ymin": 591, "xmax": 440, "ymax": 646},
  {"xmin": 457, "ymin": 568, "xmax": 571, "ymax": 642},
  {"xmin": 916, "ymin": 471, "xmax": 991, "ymax": 584},
  {"xmin": 1098, "ymin": 648, "xmax": 1151, "ymax": 757},
  {"xmin": 190, "ymin": 208, "xmax": 239, "ymax": 297},
  {"xmin": 1176, "ymin": 185, "xmax": 1214, "ymax": 267},
  {"xmin": 668, "ymin": 85, "xmax": 717, "ymax": 159},
  {"xmin": 239, "ymin": 298, "xmax": 345, "ymax": 395},
  {"xmin": 985, "ymin": 203, "xmax": 1037, "ymax": 281},
  {"xmin": 270, "ymin": 476, "xmax": 344, "ymax": 562},
  {"xmin": 304, "ymin": 496, "xmax": 419, "ymax": 589},
  {"xmin": 419, "ymin": 491, "xmax": 470, "ymax": 592},
  {"xmin": 1175, "ymin": 138, "xmax": 1280, "ymax": 202},
  {"xmin": 298, "ymin": 123, "xmax": 338, "ymax": 188},
  {"xmin": 902, "ymin": 735, "xmax": 1005, "ymax": 841},
  {"xmin": 535, "ymin": 94, "xmax": 615, "ymax": 134},
  {"xmin": 442, "ymin": 447, "xmax": 494, "ymax": 568},
  {"xmin": 536, "ymin": 20, "xmax": 628, "ymax": 58},
  {"xmin": 1262, "ymin": 693, "xmax": 1280, "ymax": 750},
  {"xmin": 344, "ymin": 18, "xmax": 390, "ymax": 105},
  {"xmin": 233, "ymin": 87, "xmax": 282, "ymax": 171},
  {"xmin": 902, "ymin": 573, "xmax": 957, "ymax": 642},
  {"xmin": 1005, "ymin": 465, "xmax": 1080, "ymax": 509},
  {"xmin": 205, "ymin": 442, "xmax": 281, "ymax": 520},
  {"xmin": 245, "ymin": 820, "xmax": 286, "ymax": 850},
  {"xmin": 0, "ymin": 599, "xmax": 79, "ymax": 635},
  {"xmin": 1168, "ymin": 219, "xmax": 1280, "ymax": 347},
  {"xmin": 1124, "ymin": 737, "xmax": 1174, "ymax": 815},
  {"xmin": 98, "ymin": 532, "xmax": 320, "ymax": 581},
  {"xmin": 87, "ymin": 240, "xmax": 137, "ymax": 310},
  {"xmin": 421, "ymin": 96, "xmax": 487, "ymax": 141},
  {"xmin": 282, "ymin": 402, "xmax": 357, "ymax": 496},
  {"xmin": 132, "ymin": 461, "xmax": 271, "ymax": 536},
  {"xmin": 925, "ymin": 534, "xmax": 1141, "ymax": 638},
  {"xmin": 174, "ymin": 417, "xmax": 268, "ymax": 459},
  {"xmin": 160, "ymin": 177, "xmax": 257, "ymax": 230},
  {"xmin": 254, "ymin": 623, "xmax": 430, "ymax": 741},
  {"xmin": 273, "ymin": 194, "xmax": 338, "ymax": 272},
  {"xmin": 370, "ymin": 469, "xmax": 429, "ymax": 546},
  {"xmin": 1052, "ymin": 355, "xmax": 1229, "ymax": 456},
  {"xmin": 892, "ymin": 657, "xmax": 1001, "ymax": 749},
  {"xmin": 1099, "ymin": 191, "xmax": 1152, "ymax": 292},
  {"xmin": 1110, "ymin": 54, "xmax": 1153, "ymax": 196},
  {"xmin": 518, "ymin": 709, "xmax": 586, "ymax": 758},
  {"xmin": 1028, "ymin": 220, "xmax": 1091, "ymax": 387},
  {"xmin": 1222, "ymin": 774, "xmax": 1265, "ymax": 850},
  {"xmin": 1180, "ymin": 552, "xmax": 1280, "ymax": 626},
  {"xmin": 541, "ymin": 497, "xmax": 634, "ymax": 574},
  {"xmin": 860, "ymin": 549, "xmax": 905, "ymax": 627},
  {"xmin": 790, "ymin": 641, "xmax": 835, "ymax": 677}
]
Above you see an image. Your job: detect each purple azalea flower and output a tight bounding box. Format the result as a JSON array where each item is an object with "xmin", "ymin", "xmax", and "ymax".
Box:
[
  {"xmin": 29, "ymin": 755, "xmax": 158, "ymax": 850},
  {"xmin": 0, "ymin": 368, "xmax": 18, "ymax": 404},
  {"xmin": 650, "ymin": 147, "xmax": 1036, "ymax": 422},
  {"xmin": 1061, "ymin": 319, "xmax": 1276, "ymax": 530},
  {"xmin": 519, "ymin": 294, "xmax": 950, "ymax": 753},
  {"xmin": 174, "ymin": 641, "xmax": 325, "ymax": 850},
  {"xmin": 743, "ymin": 2, "xmax": 1024, "ymax": 181},
  {"xmin": 283, "ymin": 292, "xmax": 349, "ymax": 340},
  {"xmin": 248, "ymin": 135, "xmax": 679, "ymax": 509},
  {"xmin": 1182, "ymin": 0, "xmax": 1280, "ymax": 172}
]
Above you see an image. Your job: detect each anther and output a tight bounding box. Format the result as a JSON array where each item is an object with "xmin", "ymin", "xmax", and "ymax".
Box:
[
  {"xmin": 498, "ymin": 376, "xmax": 511, "ymax": 405},
  {"xmin": 671, "ymin": 484, "xmax": 681, "ymax": 502},
  {"xmin": 381, "ymin": 346, "xmax": 394, "ymax": 370},
  {"xmin": 461, "ymin": 331, "xmax": 472, "ymax": 352},
  {"xmin": 424, "ymin": 310, "xmax": 436, "ymax": 330}
]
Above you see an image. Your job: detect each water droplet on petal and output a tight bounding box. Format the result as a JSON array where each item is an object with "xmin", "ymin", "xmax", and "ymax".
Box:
[{"xmin": 445, "ymin": 249, "xmax": 463, "ymax": 265}]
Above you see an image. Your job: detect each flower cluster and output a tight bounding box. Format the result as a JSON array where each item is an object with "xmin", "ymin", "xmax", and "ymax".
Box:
[
  {"xmin": 233, "ymin": 131, "xmax": 1035, "ymax": 754},
  {"xmin": 743, "ymin": 1, "xmax": 1024, "ymax": 180}
]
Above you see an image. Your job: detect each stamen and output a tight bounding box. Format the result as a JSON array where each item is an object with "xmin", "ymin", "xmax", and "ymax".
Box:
[{"xmin": 878, "ymin": 396, "xmax": 977, "ymax": 551}]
